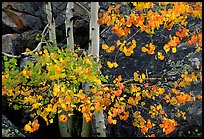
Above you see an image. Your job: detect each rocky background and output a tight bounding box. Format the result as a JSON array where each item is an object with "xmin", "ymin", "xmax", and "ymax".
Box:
[{"xmin": 2, "ymin": 2, "xmax": 202, "ymax": 137}]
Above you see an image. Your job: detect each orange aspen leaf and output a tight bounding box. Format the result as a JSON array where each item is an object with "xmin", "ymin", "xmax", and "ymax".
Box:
[
  {"xmin": 150, "ymin": 134, "xmax": 156, "ymax": 137},
  {"xmin": 118, "ymin": 83, "xmax": 124, "ymax": 90},
  {"xmin": 141, "ymin": 47, "xmax": 148, "ymax": 53},
  {"xmin": 141, "ymin": 126, "xmax": 148, "ymax": 134},
  {"xmin": 31, "ymin": 119, "xmax": 40, "ymax": 131},
  {"xmin": 114, "ymin": 90, "xmax": 122, "ymax": 97},
  {"xmin": 144, "ymin": 83, "xmax": 149, "ymax": 87},
  {"xmin": 151, "ymin": 85, "xmax": 157, "ymax": 92},
  {"xmin": 84, "ymin": 68, "xmax": 91, "ymax": 75},
  {"xmin": 107, "ymin": 117, "xmax": 113, "ymax": 124},
  {"xmin": 197, "ymin": 95, "xmax": 202, "ymax": 100},
  {"xmin": 158, "ymin": 52, "xmax": 165, "ymax": 60},
  {"xmin": 59, "ymin": 114, "xmax": 68, "ymax": 122},
  {"xmin": 95, "ymin": 102, "xmax": 101, "ymax": 111},
  {"xmin": 147, "ymin": 119, "xmax": 153, "ymax": 128}
]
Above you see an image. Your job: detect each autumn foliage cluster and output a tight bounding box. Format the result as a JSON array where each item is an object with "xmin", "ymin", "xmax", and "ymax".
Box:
[{"xmin": 2, "ymin": 2, "xmax": 202, "ymax": 137}]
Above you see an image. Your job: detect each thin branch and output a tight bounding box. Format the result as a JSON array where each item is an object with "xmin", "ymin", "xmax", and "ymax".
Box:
[
  {"xmin": 74, "ymin": 2, "xmax": 91, "ymax": 18},
  {"xmin": 2, "ymin": 52, "xmax": 22, "ymax": 59},
  {"xmin": 100, "ymin": 26, "xmax": 111, "ymax": 35},
  {"xmin": 100, "ymin": 77, "xmax": 163, "ymax": 88},
  {"xmin": 2, "ymin": 24, "xmax": 49, "ymax": 59}
]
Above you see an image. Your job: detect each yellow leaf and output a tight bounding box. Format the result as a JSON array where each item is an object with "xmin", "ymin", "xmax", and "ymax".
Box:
[
  {"xmin": 102, "ymin": 44, "xmax": 109, "ymax": 50},
  {"xmin": 141, "ymin": 73, "xmax": 146, "ymax": 80},
  {"xmin": 116, "ymin": 40, "xmax": 122, "ymax": 46},
  {"xmin": 58, "ymin": 109, "xmax": 62, "ymax": 114},
  {"xmin": 132, "ymin": 39, "xmax": 136, "ymax": 44},
  {"xmin": 134, "ymin": 72, "xmax": 140, "ymax": 81},
  {"xmin": 158, "ymin": 52, "xmax": 165, "ymax": 60},
  {"xmin": 84, "ymin": 58, "xmax": 92, "ymax": 66},
  {"xmin": 139, "ymin": 77, "xmax": 143, "ymax": 83},
  {"xmin": 61, "ymin": 103, "xmax": 67, "ymax": 110},
  {"xmin": 113, "ymin": 62, "xmax": 118, "ymax": 68},
  {"xmin": 91, "ymin": 106, "xmax": 95, "ymax": 110},
  {"xmin": 24, "ymin": 124, "xmax": 32, "ymax": 133},
  {"xmin": 141, "ymin": 102, "xmax": 146, "ymax": 106},
  {"xmin": 94, "ymin": 79, "xmax": 101, "ymax": 84},
  {"xmin": 49, "ymin": 119, "xmax": 53, "ymax": 124},
  {"xmin": 68, "ymin": 113, "xmax": 74, "ymax": 116},
  {"xmin": 172, "ymin": 47, "xmax": 177, "ymax": 53},
  {"xmin": 45, "ymin": 107, "xmax": 52, "ymax": 112},
  {"xmin": 112, "ymin": 119, "xmax": 117, "ymax": 124},
  {"xmin": 107, "ymin": 61, "xmax": 113, "ymax": 68},
  {"xmin": 141, "ymin": 47, "xmax": 148, "ymax": 53},
  {"xmin": 157, "ymin": 104, "xmax": 162, "ymax": 110},
  {"xmin": 163, "ymin": 44, "xmax": 170, "ymax": 53},
  {"xmin": 120, "ymin": 97, "xmax": 125, "ymax": 101},
  {"xmin": 25, "ymin": 48, "xmax": 31, "ymax": 55},
  {"xmin": 58, "ymin": 49, "xmax": 61, "ymax": 54}
]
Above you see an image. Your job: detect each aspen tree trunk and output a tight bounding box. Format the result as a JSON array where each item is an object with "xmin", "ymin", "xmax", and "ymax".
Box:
[
  {"xmin": 81, "ymin": 116, "xmax": 91, "ymax": 137},
  {"xmin": 58, "ymin": 2, "xmax": 74, "ymax": 137},
  {"xmin": 65, "ymin": 2, "xmax": 74, "ymax": 50},
  {"xmin": 80, "ymin": 2, "xmax": 92, "ymax": 134},
  {"xmin": 88, "ymin": 2, "xmax": 100, "ymax": 57},
  {"xmin": 45, "ymin": 2, "xmax": 57, "ymax": 47},
  {"xmin": 58, "ymin": 109, "xmax": 73, "ymax": 137},
  {"xmin": 88, "ymin": 2, "xmax": 106, "ymax": 137}
]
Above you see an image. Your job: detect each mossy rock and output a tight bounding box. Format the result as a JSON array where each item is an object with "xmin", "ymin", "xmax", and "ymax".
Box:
[{"xmin": 2, "ymin": 115, "xmax": 25, "ymax": 137}]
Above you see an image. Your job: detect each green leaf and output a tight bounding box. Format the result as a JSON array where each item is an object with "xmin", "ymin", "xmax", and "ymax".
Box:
[
  {"xmin": 4, "ymin": 62, "xmax": 10, "ymax": 69},
  {"xmin": 13, "ymin": 104, "xmax": 19, "ymax": 110},
  {"xmin": 34, "ymin": 34, "xmax": 40, "ymax": 41},
  {"xmin": 49, "ymin": 112, "xmax": 55, "ymax": 119},
  {"xmin": 44, "ymin": 97, "xmax": 50, "ymax": 104},
  {"xmin": 10, "ymin": 58, "xmax": 17, "ymax": 65},
  {"xmin": 21, "ymin": 76, "xmax": 28, "ymax": 84},
  {"xmin": 3, "ymin": 56, "xmax": 8, "ymax": 61}
]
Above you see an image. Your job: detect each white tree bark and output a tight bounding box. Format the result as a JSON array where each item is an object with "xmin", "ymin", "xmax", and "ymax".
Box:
[
  {"xmin": 58, "ymin": 109, "xmax": 73, "ymax": 137},
  {"xmin": 81, "ymin": 116, "xmax": 91, "ymax": 137},
  {"xmin": 89, "ymin": 2, "xmax": 106, "ymax": 137},
  {"xmin": 58, "ymin": 2, "xmax": 75, "ymax": 137},
  {"xmin": 45, "ymin": 2, "xmax": 57, "ymax": 47},
  {"xmin": 65, "ymin": 2, "xmax": 74, "ymax": 50},
  {"xmin": 88, "ymin": 2, "xmax": 100, "ymax": 56}
]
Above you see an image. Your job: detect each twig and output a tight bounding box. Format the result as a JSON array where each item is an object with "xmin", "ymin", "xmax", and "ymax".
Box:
[
  {"xmin": 126, "ymin": 29, "xmax": 140, "ymax": 42},
  {"xmin": 146, "ymin": 69, "xmax": 149, "ymax": 79},
  {"xmin": 33, "ymin": 113, "xmax": 40, "ymax": 121}
]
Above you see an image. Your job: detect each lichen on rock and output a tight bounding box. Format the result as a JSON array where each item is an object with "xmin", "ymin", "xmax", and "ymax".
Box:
[{"xmin": 2, "ymin": 115, "xmax": 25, "ymax": 137}]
